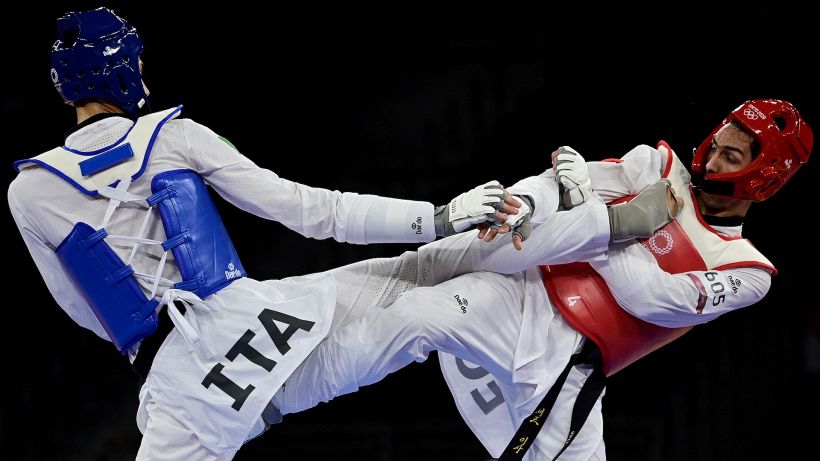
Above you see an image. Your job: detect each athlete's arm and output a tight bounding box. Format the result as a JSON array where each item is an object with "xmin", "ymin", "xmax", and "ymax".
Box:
[
  {"xmin": 180, "ymin": 119, "xmax": 517, "ymax": 245},
  {"xmin": 470, "ymin": 142, "xmax": 679, "ymax": 270},
  {"xmin": 8, "ymin": 181, "xmax": 109, "ymax": 340},
  {"xmin": 589, "ymin": 242, "xmax": 771, "ymax": 327},
  {"xmin": 587, "ymin": 144, "xmax": 668, "ymax": 202},
  {"xmin": 179, "ymin": 119, "xmax": 437, "ymax": 244}
]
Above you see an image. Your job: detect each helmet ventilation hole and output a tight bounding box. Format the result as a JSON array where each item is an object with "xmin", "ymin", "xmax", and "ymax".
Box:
[{"xmin": 117, "ymin": 73, "xmax": 129, "ymax": 93}]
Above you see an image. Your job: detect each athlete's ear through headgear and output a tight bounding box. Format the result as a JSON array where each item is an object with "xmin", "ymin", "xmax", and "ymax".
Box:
[
  {"xmin": 691, "ymin": 99, "xmax": 813, "ymax": 201},
  {"xmin": 50, "ymin": 7, "xmax": 146, "ymax": 117}
]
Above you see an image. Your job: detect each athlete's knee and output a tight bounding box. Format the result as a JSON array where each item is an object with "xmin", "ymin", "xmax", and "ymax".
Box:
[
  {"xmin": 391, "ymin": 287, "xmax": 457, "ymax": 347},
  {"xmin": 371, "ymin": 251, "xmax": 425, "ymax": 307}
]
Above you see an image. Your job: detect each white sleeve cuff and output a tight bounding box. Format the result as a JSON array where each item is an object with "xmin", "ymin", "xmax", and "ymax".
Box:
[{"xmin": 345, "ymin": 196, "xmax": 435, "ymax": 244}]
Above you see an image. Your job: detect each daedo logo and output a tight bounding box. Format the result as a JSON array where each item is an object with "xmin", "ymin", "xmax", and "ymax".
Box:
[
  {"xmin": 410, "ymin": 216, "xmax": 423, "ymax": 235},
  {"xmin": 454, "ymin": 294, "xmax": 469, "ymax": 313},
  {"xmin": 225, "ymin": 262, "xmax": 242, "ymax": 280}
]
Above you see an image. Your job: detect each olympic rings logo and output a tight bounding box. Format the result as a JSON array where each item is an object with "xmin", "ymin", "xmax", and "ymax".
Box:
[{"xmin": 646, "ymin": 230, "xmax": 674, "ymax": 255}]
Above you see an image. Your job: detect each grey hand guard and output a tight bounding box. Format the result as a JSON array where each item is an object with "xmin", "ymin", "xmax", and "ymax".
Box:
[
  {"xmin": 507, "ymin": 194, "xmax": 534, "ymax": 243},
  {"xmin": 608, "ymin": 179, "xmax": 682, "ymax": 242},
  {"xmin": 483, "ymin": 194, "xmax": 533, "ymax": 245}
]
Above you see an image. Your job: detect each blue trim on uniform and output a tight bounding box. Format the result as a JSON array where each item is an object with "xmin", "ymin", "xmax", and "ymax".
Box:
[
  {"xmin": 12, "ymin": 117, "xmax": 136, "ymax": 176},
  {"xmin": 79, "ymin": 143, "xmax": 135, "ymax": 176},
  {"xmin": 12, "ymin": 159, "xmax": 27, "ymax": 172},
  {"xmin": 11, "ymin": 159, "xmax": 99, "ymax": 196},
  {"xmin": 61, "ymin": 122, "xmax": 136, "ymax": 156},
  {"xmin": 132, "ymin": 105, "xmax": 183, "ymax": 183},
  {"xmin": 11, "ymin": 105, "xmax": 183, "ymax": 196}
]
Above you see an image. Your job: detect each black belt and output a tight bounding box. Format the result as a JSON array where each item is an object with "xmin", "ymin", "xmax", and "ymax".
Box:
[
  {"xmin": 132, "ymin": 301, "xmax": 185, "ymax": 382},
  {"xmin": 499, "ymin": 340, "xmax": 607, "ymax": 461}
]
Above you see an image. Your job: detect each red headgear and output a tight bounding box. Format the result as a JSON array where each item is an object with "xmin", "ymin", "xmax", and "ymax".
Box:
[{"xmin": 691, "ymin": 99, "xmax": 813, "ymax": 201}]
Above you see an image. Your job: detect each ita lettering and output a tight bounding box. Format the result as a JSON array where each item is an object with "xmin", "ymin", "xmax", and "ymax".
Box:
[{"xmin": 201, "ymin": 308, "xmax": 315, "ymax": 411}]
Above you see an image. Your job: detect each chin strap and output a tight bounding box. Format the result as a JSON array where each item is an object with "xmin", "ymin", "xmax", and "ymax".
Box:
[{"xmin": 691, "ymin": 173, "xmax": 735, "ymax": 197}]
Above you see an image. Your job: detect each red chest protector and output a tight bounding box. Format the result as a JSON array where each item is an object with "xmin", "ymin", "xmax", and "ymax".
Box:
[{"xmin": 540, "ymin": 142, "xmax": 776, "ymax": 376}]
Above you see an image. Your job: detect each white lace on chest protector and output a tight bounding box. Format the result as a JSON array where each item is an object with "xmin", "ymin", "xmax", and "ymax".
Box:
[{"xmin": 98, "ymin": 178, "xmax": 216, "ymax": 360}]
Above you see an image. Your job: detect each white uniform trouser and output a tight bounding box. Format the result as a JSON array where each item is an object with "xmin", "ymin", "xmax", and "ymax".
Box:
[
  {"xmin": 273, "ymin": 266, "xmax": 606, "ymax": 460},
  {"xmin": 136, "ymin": 199, "xmax": 610, "ymax": 460}
]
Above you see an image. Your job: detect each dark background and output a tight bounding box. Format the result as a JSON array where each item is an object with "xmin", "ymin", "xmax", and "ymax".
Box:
[{"xmin": 2, "ymin": 1, "xmax": 818, "ymax": 460}]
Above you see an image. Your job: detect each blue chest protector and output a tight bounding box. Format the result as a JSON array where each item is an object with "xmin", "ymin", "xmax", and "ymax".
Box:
[
  {"xmin": 18, "ymin": 108, "xmax": 246, "ymax": 353},
  {"xmin": 56, "ymin": 222, "xmax": 160, "ymax": 352},
  {"xmin": 55, "ymin": 170, "xmax": 246, "ymax": 353},
  {"xmin": 150, "ymin": 169, "xmax": 246, "ymax": 299}
]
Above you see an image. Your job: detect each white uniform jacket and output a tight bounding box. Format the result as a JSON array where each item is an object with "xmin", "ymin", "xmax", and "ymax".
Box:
[
  {"xmin": 8, "ymin": 107, "xmax": 438, "ymax": 452},
  {"xmin": 440, "ymin": 143, "xmax": 773, "ymax": 459}
]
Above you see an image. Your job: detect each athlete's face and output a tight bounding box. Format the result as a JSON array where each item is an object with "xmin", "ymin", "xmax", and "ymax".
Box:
[
  {"xmin": 698, "ymin": 123, "xmax": 755, "ymax": 214},
  {"xmin": 704, "ymin": 124, "xmax": 754, "ymax": 175}
]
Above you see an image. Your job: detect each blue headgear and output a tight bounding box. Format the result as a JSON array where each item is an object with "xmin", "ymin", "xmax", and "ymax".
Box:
[{"xmin": 50, "ymin": 8, "xmax": 146, "ymax": 116}]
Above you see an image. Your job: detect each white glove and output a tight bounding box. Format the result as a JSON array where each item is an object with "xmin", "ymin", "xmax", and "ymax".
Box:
[
  {"xmin": 435, "ymin": 180, "xmax": 505, "ymax": 236},
  {"xmin": 555, "ymin": 146, "xmax": 593, "ymax": 209}
]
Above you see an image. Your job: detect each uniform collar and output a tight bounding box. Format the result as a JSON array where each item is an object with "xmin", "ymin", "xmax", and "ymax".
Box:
[{"xmin": 64, "ymin": 113, "xmax": 131, "ymax": 142}]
